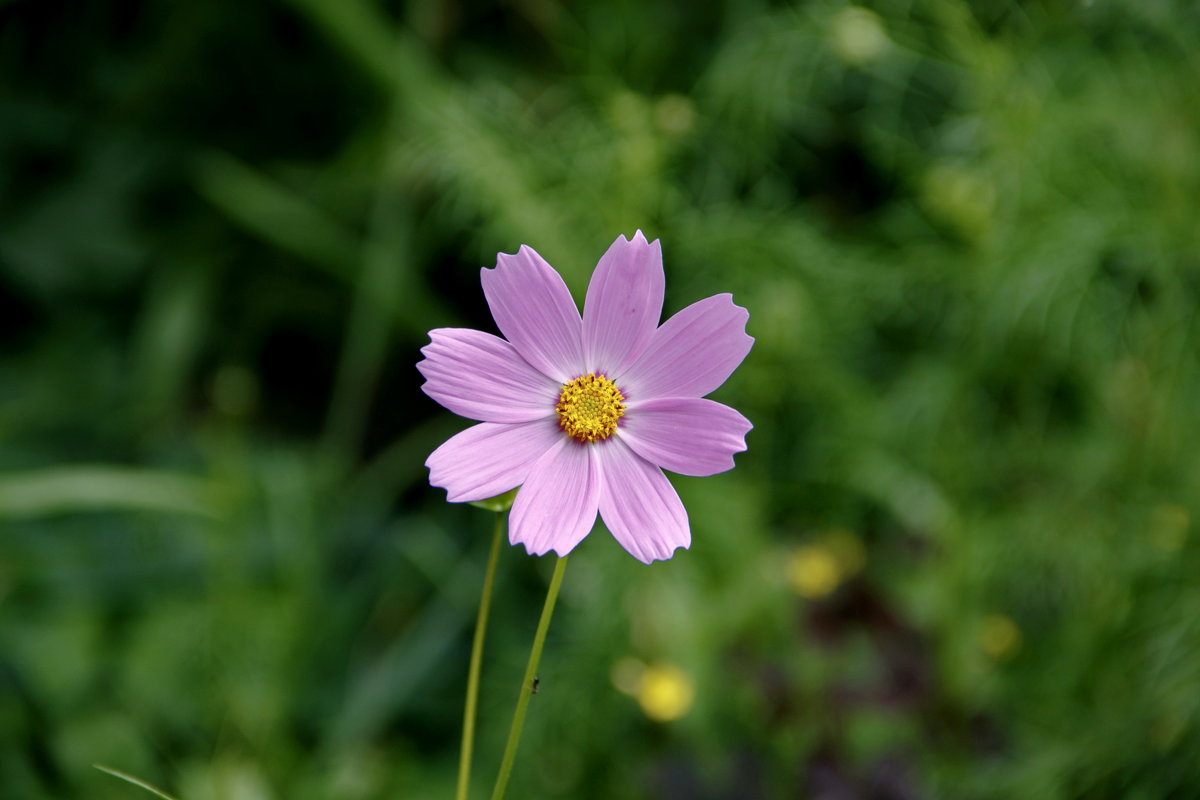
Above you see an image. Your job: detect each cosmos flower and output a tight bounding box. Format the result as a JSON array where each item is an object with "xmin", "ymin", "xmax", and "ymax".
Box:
[{"xmin": 417, "ymin": 231, "xmax": 753, "ymax": 563}]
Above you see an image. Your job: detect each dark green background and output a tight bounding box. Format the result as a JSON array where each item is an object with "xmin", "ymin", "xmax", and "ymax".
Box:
[{"xmin": 3, "ymin": 1, "xmax": 1199, "ymax": 797}]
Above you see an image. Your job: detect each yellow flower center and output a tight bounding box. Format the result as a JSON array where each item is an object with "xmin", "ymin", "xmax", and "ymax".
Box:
[{"xmin": 556, "ymin": 373, "xmax": 626, "ymax": 443}]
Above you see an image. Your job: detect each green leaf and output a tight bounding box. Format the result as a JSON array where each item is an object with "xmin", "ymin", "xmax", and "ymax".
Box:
[
  {"xmin": 0, "ymin": 466, "xmax": 228, "ymax": 520},
  {"xmin": 192, "ymin": 151, "xmax": 359, "ymax": 278},
  {"xmin": 469, "ymin": 488, "xmax": 518, "ymax": 513}
]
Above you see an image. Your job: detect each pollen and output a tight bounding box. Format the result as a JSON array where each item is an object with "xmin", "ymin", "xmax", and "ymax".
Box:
[{"xmin": 556, "ymin": 373, "xmax": 626, "ymax": 443}]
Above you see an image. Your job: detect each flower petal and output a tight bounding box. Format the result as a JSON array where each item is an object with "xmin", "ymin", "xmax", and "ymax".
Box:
[
  {"xmin": 418, "ymin": 328, "xmax": 560, "ymax": 423},
  {"xmin": 617, "ymin": 293, "xmax": 753, "ymax": 401},
  {"xmin": 481, "ymin": 245, "xmax": 583, "ymax": 382},
  {"xmin": 619, "ymin": 397, "xmax": 752, "ymax": 477},
  {"xmin": 426, "ymin": 419, "xmax": 562, "ymax": 502},
  {"xmin": 597, "ymin": 438, "xmax": 690, "ymax": 563},
  {"xmin": 509, "ymin": 438, "xmax": 600, "ymax": 557},
  {"xmin": 582, "ymin": 231, "xmax": 664, "ymax": 376}
]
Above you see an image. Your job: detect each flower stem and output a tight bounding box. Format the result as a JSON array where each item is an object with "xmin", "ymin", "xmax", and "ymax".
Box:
[
  {"xmin": 456, "ymin": 512, "xmax": 506, "ymax": 800},
  {"xmin": 489, "ymin": 555, "xmax": 569, "ymax": 800}
]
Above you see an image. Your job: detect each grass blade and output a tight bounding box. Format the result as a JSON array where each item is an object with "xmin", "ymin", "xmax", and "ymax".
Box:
[{"xmin": 93, "ymin": 765, "xmax": 183, "ymax": 800}]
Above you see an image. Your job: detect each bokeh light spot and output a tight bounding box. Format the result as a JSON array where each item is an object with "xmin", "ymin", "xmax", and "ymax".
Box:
[
  {"xmin": 786, "ymin": 545, "xmax": 841, "ymax": 599},
  {"xmin": 636, "ymin": 663, "xmax": 695, "ymax": 723},
  {"xmin": 1149, "ymin": 504, "xmax": 1189, "ymax": 553},
  {"xmin": 611, "ymin": 657, "xmax": 645, "ymax": 696},
  {"xmin": 980, "ymin": 614, "xmax": 1022, "ymax": 661},
  {"xmin": 831, "ymin": 7, "xmax": 889, "ymax": 66}
]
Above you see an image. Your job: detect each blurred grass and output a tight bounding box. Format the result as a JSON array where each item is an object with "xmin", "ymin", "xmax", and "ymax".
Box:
[{"xmin": 2, "ymin": 0, "xmax": 1200, "ymax": 798}]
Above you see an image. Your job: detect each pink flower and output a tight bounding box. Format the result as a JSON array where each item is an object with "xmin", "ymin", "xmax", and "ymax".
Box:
[{"xmin": 417, "ymin": 231, "xmax": 753, "ymax": 563}]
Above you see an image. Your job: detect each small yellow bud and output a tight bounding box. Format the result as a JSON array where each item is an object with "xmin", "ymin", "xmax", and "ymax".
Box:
[{"xmin": 824, "ymin": 529, "xmax": 866, "ymax": 578}]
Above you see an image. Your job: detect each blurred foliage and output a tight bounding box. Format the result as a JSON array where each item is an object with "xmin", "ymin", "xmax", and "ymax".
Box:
[{"xmin": 3, "ymin": 0, "xmax": 1200, "ymax": 798}]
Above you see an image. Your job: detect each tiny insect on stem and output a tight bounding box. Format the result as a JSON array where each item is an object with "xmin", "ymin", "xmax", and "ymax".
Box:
[{"xmin": 531, "ymin": 675, "xmax": 540, "ymax": 694}]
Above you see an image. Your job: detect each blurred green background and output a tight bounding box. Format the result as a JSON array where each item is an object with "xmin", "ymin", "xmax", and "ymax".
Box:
[{"xmin": 3, "ymin": 0, "xmax": 1200, "ymax": 797}]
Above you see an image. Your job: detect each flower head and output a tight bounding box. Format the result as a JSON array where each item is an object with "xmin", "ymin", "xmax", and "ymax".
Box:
[{"xmin": 417, "ymin": 231, "xmax": 753, "ymax": 563}]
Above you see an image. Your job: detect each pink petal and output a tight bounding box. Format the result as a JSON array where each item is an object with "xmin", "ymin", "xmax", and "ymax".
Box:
[
  {"xmin": 481, "ymin": 246, "xmax": 584, "ymax": 383},
  {"xmin": 619, "ymin": 397, "xmax": 751, "ymax": 477},
  {"xmin": 616, "ymin": 293, "xmax": 753, "ymax": 401},
  {"xmin": 509, "ymin": 439, "xmax": 600, "ymax": 557},
  {"xmin": 426, "ymin": 419, "xmax": 562, "ymax": 502},
  {"xmin": 582, "ymin": 231, "xmax": 664, "ymax": 376},
  {"xmin": 418, "ymin": 328, "xmax": 560, "ymax": 423},
  {"xmin": 596, "ymin": 438, "xmax": 690, "ymax": 563}
]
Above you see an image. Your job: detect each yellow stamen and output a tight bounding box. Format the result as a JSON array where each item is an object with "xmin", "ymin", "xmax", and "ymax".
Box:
[{"xmin": 556, "ymin": 373, "xmax": 625, "ymax": 443}]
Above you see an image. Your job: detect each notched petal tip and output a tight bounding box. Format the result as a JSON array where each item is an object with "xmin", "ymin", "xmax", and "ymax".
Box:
[
  {"xmin": 629, "ymin": 229, "xmax": 656, "ymax": 246},
  {"xmin": 488, "ymin": 244, "xmax": 550, "ymax": 276},
  {"xmin": 719, "ymin": 293, "xmax": 754, "ymax": 338},
  {"xmin": 608, "ymin": 230, "xmax": 660, "ymax": 256},
  {"xmin": 510, "ymin": 520, "xmax": 596, "ymax": 559},
  {"xmin": 513, "ymin": 538, "xmax": 579, "ymax": 559},
  {"xmin": 511, "ymin": 537, "xmax": 548, "ymax": 557},
  {"xmin": 637, "ymin": 230, "xmax": 660, "ymax": 249},
  {"xmin": 634, "ymin": 540, "xmax": 690, "ymax": 565},
  {"xmin": 415, "ymin": 327, "xmax": 450, "ymax": 366}
]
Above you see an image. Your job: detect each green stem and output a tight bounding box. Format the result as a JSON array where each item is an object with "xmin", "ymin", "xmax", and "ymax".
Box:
[
  {"xmin": 489, "ymin": 555, "xmax": 569, "ymax": 800},
  {"xmin": 456, "ymin": 513, "xmax": 506, "ymax": 800}
]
